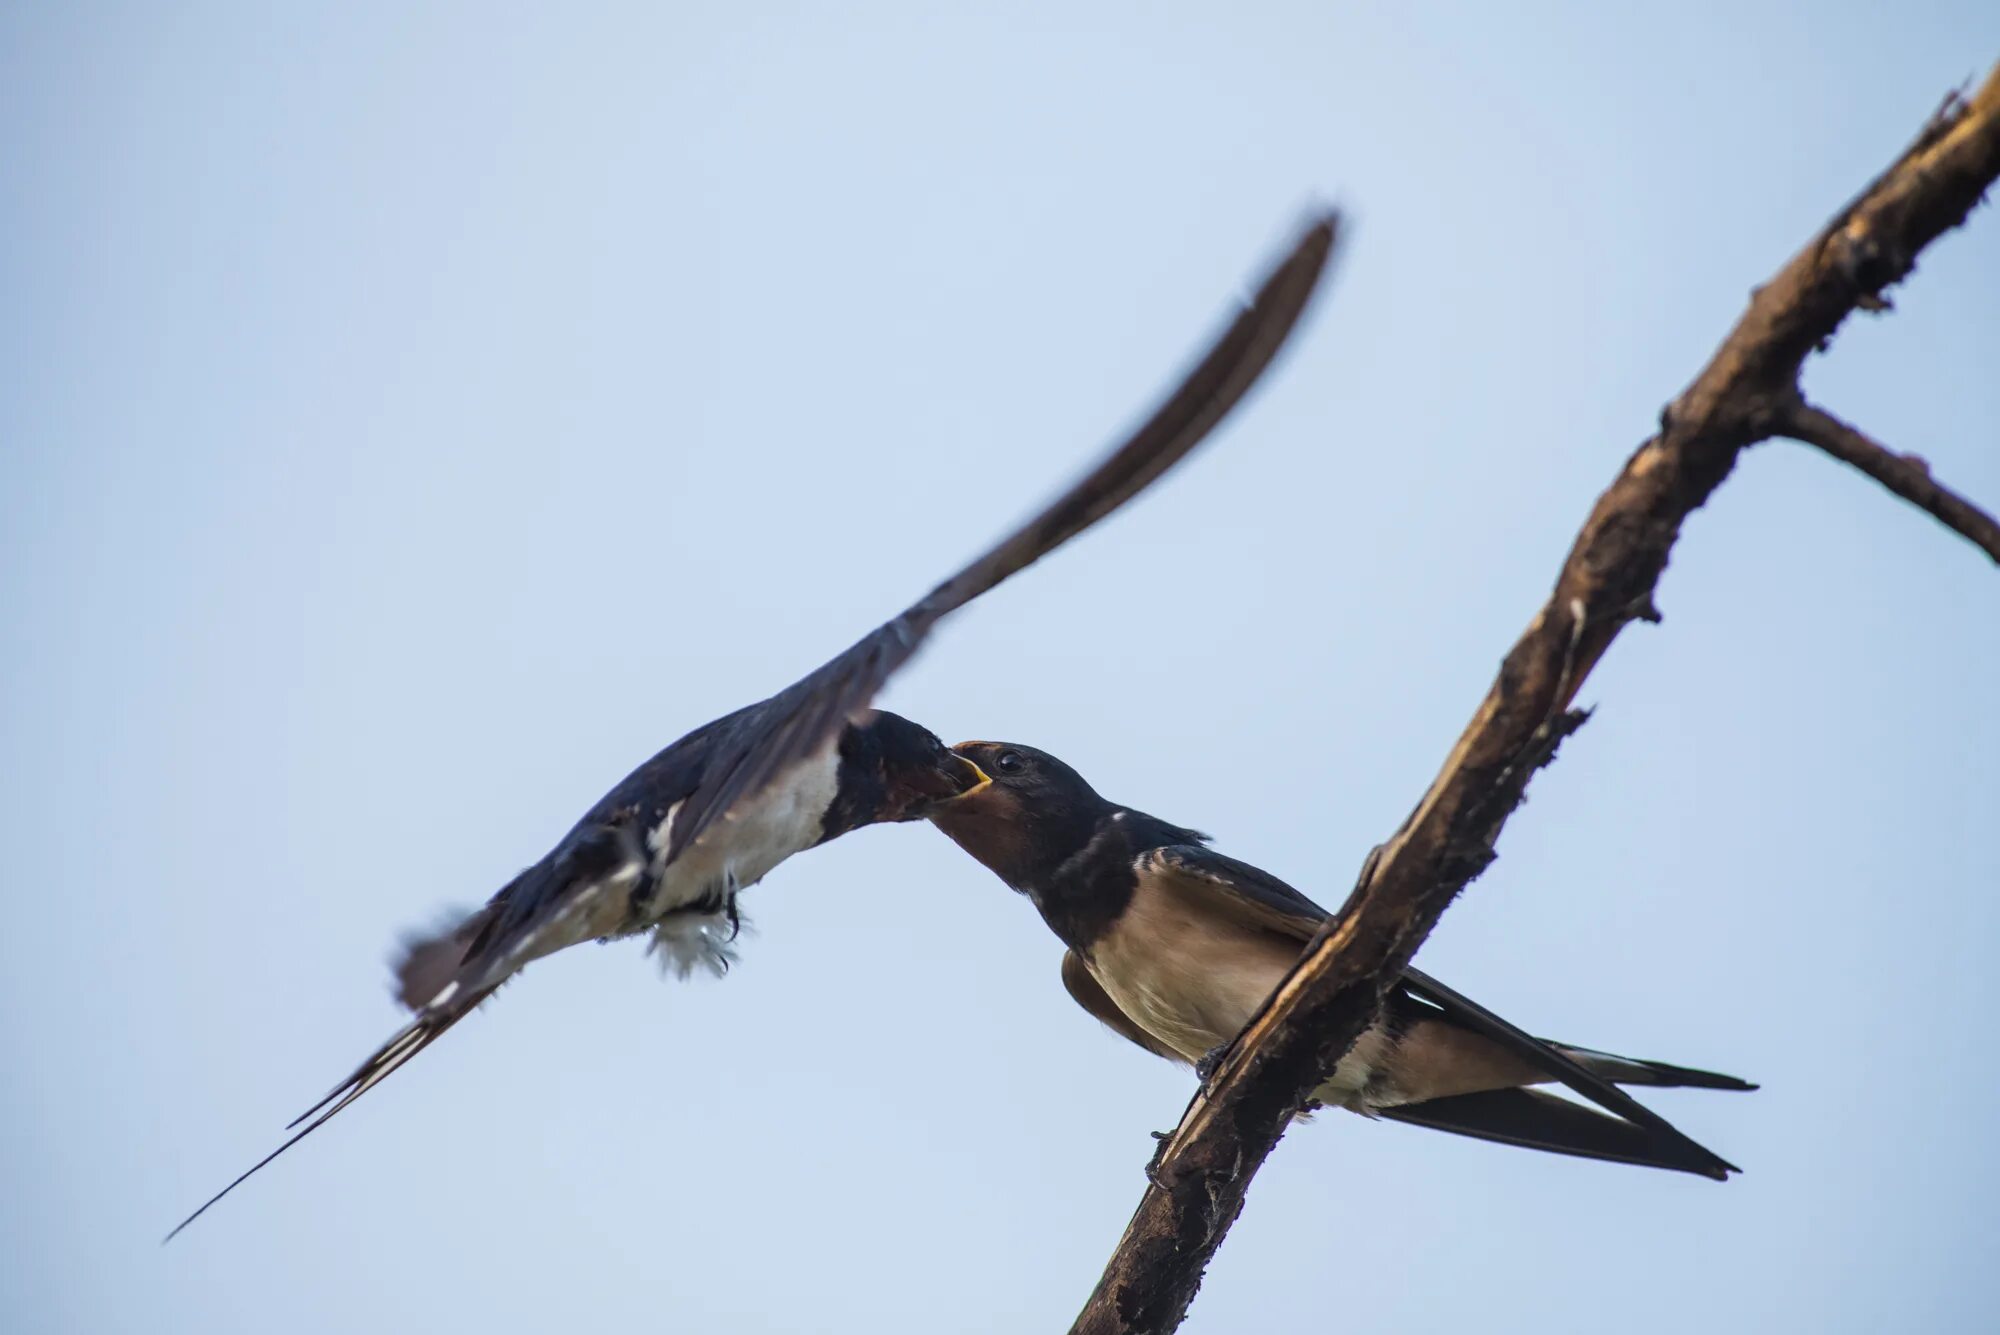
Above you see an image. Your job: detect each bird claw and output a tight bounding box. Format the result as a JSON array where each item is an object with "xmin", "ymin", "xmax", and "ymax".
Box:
[{"xmin": 1194, "ymin": 1043, "xmax": 1230, "ymax": 1084}]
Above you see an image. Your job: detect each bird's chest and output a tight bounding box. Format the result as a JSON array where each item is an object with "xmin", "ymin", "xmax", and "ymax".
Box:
[
  {"xmin": 1085, "ymin": 906, "xmax": 1395, "ymax": 1107},
  {"xmin": 1084, "ymin": 888, "xmax": 1302, "ymax": 1065}
]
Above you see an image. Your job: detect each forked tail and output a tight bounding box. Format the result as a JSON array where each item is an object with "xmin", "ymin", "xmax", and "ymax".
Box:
[{"xmin": 163, "ymin": 996, "xmax": 483, "ymax": 1242}]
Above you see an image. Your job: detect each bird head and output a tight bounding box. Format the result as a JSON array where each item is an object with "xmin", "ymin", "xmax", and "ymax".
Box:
[
  {"xmin": 842, "ymin": 710, "xmax": 992, "ymax": 825},
  {"xmin": 926, "ymin": 739, "xmax": 1107, "ymax": 889}
]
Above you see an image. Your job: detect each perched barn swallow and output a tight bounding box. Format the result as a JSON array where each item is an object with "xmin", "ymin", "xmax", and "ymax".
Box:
[
  {"xmin": 932, "ymin": 741, "xmax": 1755, "ymax": 1179},
  {"xmin": 167, "ymin": 214, "xmax": 1341, "ymax": 1239}
]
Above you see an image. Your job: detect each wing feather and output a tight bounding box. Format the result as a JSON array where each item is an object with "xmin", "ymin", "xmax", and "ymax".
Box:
[
  {"xmin": 667, "ymin": 215, "xmax": 1340, "ymax": 862},
  {"xmin": 1377, "ymin": 1087, "xmax": 1734, "ymax": 1179},
  {"xmin": 1136, "ymin": 843, "xmax": 1330, "ymax": 942},
  {"xmin": 1138, "ymin": 844, "xmax": 1738, "ymax": 1177}
]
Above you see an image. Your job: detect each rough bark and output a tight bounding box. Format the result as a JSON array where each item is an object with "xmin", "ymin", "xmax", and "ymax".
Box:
[{"xmin": 1072, "ymin": 62, "xmax": 2000, "ymax": 1335}]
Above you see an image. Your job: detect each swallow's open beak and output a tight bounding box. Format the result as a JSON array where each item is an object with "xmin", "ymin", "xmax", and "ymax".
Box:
[{"xmin": 939, "ymin": 750, "xmax": 991, "ymax": 801}]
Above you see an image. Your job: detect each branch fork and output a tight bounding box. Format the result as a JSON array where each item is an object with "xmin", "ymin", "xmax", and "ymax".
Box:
[{"xmin": 1071, "ymin": 60, "xmax": 2000, "ymax": 1335}]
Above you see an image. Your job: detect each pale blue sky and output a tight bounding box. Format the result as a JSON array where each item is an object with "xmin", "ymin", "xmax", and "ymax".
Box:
[{"xmin": 4, "ymin": 6, "xmax": 1997, "ymax": 1333}]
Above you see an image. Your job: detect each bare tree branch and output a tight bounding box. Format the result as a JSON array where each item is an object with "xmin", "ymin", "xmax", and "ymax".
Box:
[
  {"xmin": 1071, "ymin": 60, "xmax": 2000, "ymax": 1335},
  {"xmin": 1779, "ymin": 400, "xmax": 2000, "ymax": 564}
]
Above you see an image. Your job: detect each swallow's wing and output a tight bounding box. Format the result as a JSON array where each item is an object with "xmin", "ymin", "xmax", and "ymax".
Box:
[
  {"xmin": 664, "ymin": 214, "xmax": 1341, "ymax": 864},
  {"xmin": 899, "ymin": 213, "xmax": 1340, "ymax": 630},
  {"xmin": 1392, "ymin": 967, "xmax": 1739, "ymax": 1179},
  {"xmin": 1060, "ymin": 948, "xmax": 1187, "ymax": 1063},
  {"xmin": 1138, "ymin": 844, "xmax": 1739, "ymax": 1178},
  {"xmin": 1134, "ymin": 843, "xmax": 1332, "ymax": 943},
  {"xmin": 1376, "ymin": 1087, "xmax": 1734, "ymax": 1179}
]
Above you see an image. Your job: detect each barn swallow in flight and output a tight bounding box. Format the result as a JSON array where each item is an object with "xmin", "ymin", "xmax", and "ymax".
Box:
[
  {"xmin": 166, "ymin": 213, "xmax": 1341, "ymax": 1240},
  {"xmin": 932, "ymin": 741, "xmax": 1755, "ymax": 1179}
]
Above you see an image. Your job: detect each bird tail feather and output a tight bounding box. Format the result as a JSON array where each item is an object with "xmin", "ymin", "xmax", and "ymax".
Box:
[
  {"xmin": 1551, "ymin": 1043, "xmax": 1759, "ymax": 1091},
  {"xmin": 163, "ymin": 998, "xmax": 481, "ymax": 1243},
  {"xmin": 1379, "ymin": 1087, "xmax": 1740, "ymax": 1179}
]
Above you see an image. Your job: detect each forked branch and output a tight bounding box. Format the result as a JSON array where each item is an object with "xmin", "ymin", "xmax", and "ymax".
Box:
[{"xmin": 1072, "ymin": 60, "xmax": 2000, "ymax": 1335}]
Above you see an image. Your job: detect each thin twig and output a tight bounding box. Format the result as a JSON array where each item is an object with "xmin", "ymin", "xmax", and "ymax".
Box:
[{"xmin": 1780, "ymin": 400, "xmax": 2000, "ymax": 564}]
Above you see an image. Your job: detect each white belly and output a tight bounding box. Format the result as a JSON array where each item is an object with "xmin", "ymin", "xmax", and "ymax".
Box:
[{"xmin": 641, "ymin": 741, "xmax": 842, "ymax": 976}]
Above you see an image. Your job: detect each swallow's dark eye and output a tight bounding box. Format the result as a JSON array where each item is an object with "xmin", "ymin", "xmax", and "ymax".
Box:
[{"xmin": 995, "ymin": 750, "xmax": 1025, "ymax": 773}]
